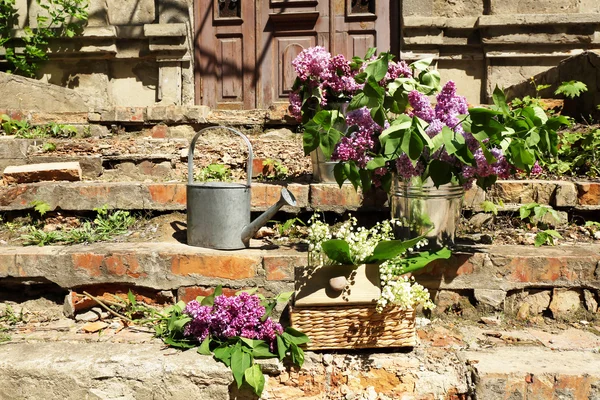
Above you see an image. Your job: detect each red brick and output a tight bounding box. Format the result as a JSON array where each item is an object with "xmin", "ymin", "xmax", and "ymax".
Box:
[
  {"xmin": 263, "ymin": 255, "xmax": 304, "ymax": 281},
  {"xmin": 114, "ymin": 107, "xmax": 145, "ymax": 122},
  {"xmin": 577, "ymin": 182, "xmax": 600, "ymax": 205},
  {"xmin": 250, "ymin": 183, "xmax": 308, "ymax": 209},
  {"xmin": 3, "ymin": 162, "xmax": 82, "ymax": 184},
  {"xmin": 151, "ymin": 124, "xmax": 168, "ymax": 139},
  {"xmin": 553, "ymin": 375, "xmax": 592, "ymax": 399},
  {"xmin": 105, "ymin": 254, "xmax": 147, "ymax": 279},
  {"xmin": 310, "ymin": 184, "xmax": 362, "ymax": 208},
  {"xmin": 147, "ymin": 183, "xmax": 186, "ymax": 205},
  {"xmin": 177, "ymin": 286, "xmax": 239, "ymax": 303},
  {"xmin": 527, "ymin": 374, "xmax": 555, "ymax": 399},
  {"xmin": 251, "ymin": 158, "xmax": 274, "ymax": 178},
  {"xmin": 170, "ymin": 254, "xmax": 258, "ymax": 279},
  {"xmin": 72, "ymin": 253, "xmax": 104, "ymax": 277}
]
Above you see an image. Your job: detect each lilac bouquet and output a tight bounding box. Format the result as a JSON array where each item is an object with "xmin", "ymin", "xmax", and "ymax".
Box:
[
  {"xmin": 156, "ymin": 287, "xmax": 308, "ymax": 397},
  {"xmin": 290, "ymin": 46, "xmax": 564, "ymax": 192},
  {"xmin": 184, "ymin": 291, "xmax": 283, "ymax": 346}
]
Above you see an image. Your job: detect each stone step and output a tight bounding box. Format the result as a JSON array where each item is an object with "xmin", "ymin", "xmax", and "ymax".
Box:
[
  {"xmin": 1, "ymin": 242, "xmax": 599, "ymax": 318},
  {"xmin": 0, "ymin": 180, "xmax": 598, "ymax": 215},
  {"xmin": 1, "ymin": 318, "xmax": 599, "ymax": 399}
]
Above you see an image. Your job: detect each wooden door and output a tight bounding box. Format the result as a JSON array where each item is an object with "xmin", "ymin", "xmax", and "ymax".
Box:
[
  {"xmin": 194, "ymin": 0, "xmax": 397, "ymax": 110},
  {"xmin": 194, "ymin": 0, "xmax": 256, "ymax": 109},
  {"xmin": 256, "ymin": 1, "xmax": 331, "ymax": 111},
  {"xmin": 331, "ymin": 0, "xmax": 398, "ymax": 60}
]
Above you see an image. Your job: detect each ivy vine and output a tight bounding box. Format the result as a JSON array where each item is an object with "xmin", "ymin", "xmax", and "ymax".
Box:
[{"xmin": 0, "ymin": 0, "xmax": 88, "ymax": 77}]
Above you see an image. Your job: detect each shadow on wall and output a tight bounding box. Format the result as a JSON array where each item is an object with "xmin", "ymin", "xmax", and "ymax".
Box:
[{"xmin": 503, "ymin": 51, "xmax": 600, "ymax": 122}]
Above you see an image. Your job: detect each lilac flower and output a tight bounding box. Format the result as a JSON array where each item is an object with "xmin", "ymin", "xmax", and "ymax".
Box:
[
  {"xmin": 434, "ymin": 81, "xmax": 468, "ymax": 134},
  {"xmin": 381, "ymin": 61, "xmax": 412, "ymax": 84},
  {"xmin": 408, "ymin": 91, "xmax": 435, "ymax": 122},
  {"xmin": 183, "ymin": 292, "xmax": 283, "ymax": 347},
  {"xmin": 461, "ymin": 147, "xmax": 511, "ymax": 188},
  {"xmin": 332, "ymin": 107, "xmax": 382, "ymax": 167},
  {"xmin": 288, "ymin": 92, "xmax": 302, "ymax": 121},
  {"xmin": 395, "ymin": 154, "xmax": 425, "ymax": 180},
  {"xmin": 292, "ymin": 46, "xmax": 332, "ymax": 82},
  {"xmin": 425, "ymin": 119, "xmax": 444, "ymax": 137},
  {"xmin": 531, "ymin": 161, "xmax": 543, "ymax": 175}
]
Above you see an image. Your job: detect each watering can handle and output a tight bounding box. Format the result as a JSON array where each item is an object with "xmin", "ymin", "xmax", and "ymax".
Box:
[{"xmin": 188, "ymin": 126, "xmax": 254, "ymax": 186}]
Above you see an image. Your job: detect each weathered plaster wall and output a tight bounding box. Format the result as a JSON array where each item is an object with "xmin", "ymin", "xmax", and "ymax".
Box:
[{"xmin": 4, "ymin": 0, "xmax": 193, "ymax": 109}]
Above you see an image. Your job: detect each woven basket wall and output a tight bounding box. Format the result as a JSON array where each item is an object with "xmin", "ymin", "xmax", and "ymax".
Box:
[{"xmin": 290, "ymin": 304, "xmax": 416, "ymax": 350}]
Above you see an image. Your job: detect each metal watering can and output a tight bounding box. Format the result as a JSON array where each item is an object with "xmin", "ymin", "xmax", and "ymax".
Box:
[{"xmin": 187, "ymin": 126, "xmax": 297, "ymax": 249}]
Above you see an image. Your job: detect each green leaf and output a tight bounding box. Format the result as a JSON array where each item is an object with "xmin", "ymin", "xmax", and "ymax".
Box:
[
  {"xmin": 127, "ymin": 290, "xmax": 137, "ymax": 307},
  {"xmin": 492, "ymin": 86, "xmax": 510, "ymax": 116},
  {"xmin": 275, "ymin": 291, "xmax": 293, "ymax": 304},
  {"xmin": 283, "ymin": 327, "xmax": 310, "ymax": 345},
  {"xmin": 321, "ymin": 239, "xmax": 354, "ymax": 265},
  {"xmin": 480, "ymin": 201, "xmax": 499, "ymax": 216},
  {"xmin": 367, "ymin": 236, "xmax": 425, "ymax": 264},
  {"xmin": 365, "ymin": 54, "xmax": 390, "ymax": 82},
  {"xmin": 201, "ymin": 285, "xmax": 222, "ymax": 306},
  {"xmin": 364, "ymin": 47, "xmax": 377, "ymax": 60},
  {"xmin": 198, "ymin": 336, "xmax": 212, "ymax": 355},
  {"xmin": 289, "ymin": 342, "xmax": 305, "ymax": 367},
  {"xmin": 554, "ymin": 80, "xmax": 587, "ymax": 99},
  {"xmin": 230, "ymin": 345, "xmax": 251, "ymax": 388},
  {"xmin": 250, "ymin": 342, "xmax": 276, "ymax": 358},
  {"xmin": 276, "ymin": 335, "xmax": 287, "ymax": 361},
  {"xmin": 359, "ymin": 169, "xmax": 372, "ymax": 192},
  {"xmin": 244, "ymin": 364, "xmax": 265, "ymax": 397},
  {"xmin": 366, "ymin": 155, "xmax": 386, "ymax": 170},
  {"xmin": 392, "ymin": 248, "xmax": 452, "ymax": 275},
  {"xmin": 162, "ymin": 337, "xmax": 197, "ymax": 349},
  {"xmin": 213, "ymin": 345, "xmax": 234, "ymax": 366},
  {"xmin": 333, "ymin": 162, "xmax": 347, "ymax": 187},
  {"xmin": 428, "ymin": 159, "xmax": 452, "ymax": 186},
  {"xmin": 410, "ymin": 57, "xmax": 434, "ymax": 71}
]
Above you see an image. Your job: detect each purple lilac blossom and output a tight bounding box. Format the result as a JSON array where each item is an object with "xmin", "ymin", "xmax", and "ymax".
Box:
[
  {"xmin": 288, "ymin": 92, "xmax": 302, "ymax": 121},
  {"xmin": 461, "ymin": 148, "xmax": 511, "ymax": 188},
  {"xmin": 332, "ymin": 107, "xmax": 381, "ymax": 167},
  {"xmin": 183, "ymin": 292, "xmax": 283, "ymax": 347},
  {"xmin": 395, "ymin": 154, "xmax": 425, "ymax": 180},
  {"xmin": 531, "ymin": 161, "xmax": 543, "ymax": 175},
  {"xmin": 291, "ymin": 46, "xmax": 332, "ymax": 82},
  {"xmin": 408, "ymin": 91, "xmax": 435, "ymax": 122}
]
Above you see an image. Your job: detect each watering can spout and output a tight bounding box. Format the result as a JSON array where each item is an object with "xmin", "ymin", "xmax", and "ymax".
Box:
[{"xmin": 241, "ymin": 188, "xmax": 297, "ymax": 246}]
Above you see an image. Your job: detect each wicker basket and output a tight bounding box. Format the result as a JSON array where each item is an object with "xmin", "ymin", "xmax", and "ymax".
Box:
[{"xmin": 290, "ymin": 304, "xmax": 416, "ymax": 350}]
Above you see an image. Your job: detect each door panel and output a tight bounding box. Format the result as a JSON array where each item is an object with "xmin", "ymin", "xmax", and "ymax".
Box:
[{"xmin": 195, "ymin": 0, "xmax": 255, "ymax": 109}]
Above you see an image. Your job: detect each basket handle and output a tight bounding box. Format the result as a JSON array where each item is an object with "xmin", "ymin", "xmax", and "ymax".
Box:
[{"xmin": 188, "ymin": 126, "xmax": 254, "ymax": 186}]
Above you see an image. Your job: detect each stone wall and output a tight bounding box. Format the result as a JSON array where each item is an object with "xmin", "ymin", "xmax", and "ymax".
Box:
[
  {"xmin": 402, "ymin": 0, "xmax": 600, "ymax": 104},
  {"xmin": 3, "ymin": 1, "xmax": 600, "ymax": 109},
  {"xmin": 5, "ymin": 0, "xmax": 194, "ymax": 108}
]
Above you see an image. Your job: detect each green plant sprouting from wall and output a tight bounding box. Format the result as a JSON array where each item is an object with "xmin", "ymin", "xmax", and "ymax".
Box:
[{"xmin": 0, "ymin": 0, "xmax": 88, "ymax": 77}]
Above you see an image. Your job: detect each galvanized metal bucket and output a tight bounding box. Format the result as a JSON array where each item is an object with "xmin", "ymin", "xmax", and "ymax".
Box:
[
  {"xmin": 187, "ymin": 126, "xmax": 254, "ymax": 249},
  {"xmin": 310, "ymin": 148, "xmax": 337, "ymax": 183},
  {"xmin": 390, "ymin": 177, "xmax": 464, "ymax": 248}
]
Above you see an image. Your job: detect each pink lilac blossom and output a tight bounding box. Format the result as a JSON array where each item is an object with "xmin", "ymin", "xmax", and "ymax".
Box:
[
  {"xmin": 395, "ymin": 154, "xmax": 425, "ymax": 180},
  {"xmin": 183, "ymin": 292, "xmax": 283, "ymax": 347},
  {"xmin": 332, "ymin": 107, "xmax": 381, "ymax": 167},
  {"xmin": 461, "ymin": 148, "xmax": 511, "ymax": 189},
  {"xmin": 531, "ymin": 161, "xmax": 543, "ymax": 175},
  {"xmin": 291, "ymin": 46, "xmax": 332, "ymax": 82},
  {"xmin": 288, "ymin": 92, "xmax": 302, "ymax": 121},
  {"xmin": 382, "ymin": 61, "xmax": 412, "ymax": 84},
  {"xmin": 408, "ymin": 91, "xmax": 435, "ymax": 122}
]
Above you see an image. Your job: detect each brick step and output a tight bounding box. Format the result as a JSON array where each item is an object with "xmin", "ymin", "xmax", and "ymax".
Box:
[
  {"xmin": 1, "ymin": 242, "xmax": 599, "ymax": 319},
  {"xmin": 1, "ymin": 320, "xmax": 599, "ymax": 399},
  {"xmin": 0, "ymin": 130, "xmax": 308, "ymax": 183},
  {"xmin": 0, "ymin": 180, "xmax": 599, "ymax": 215}
]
